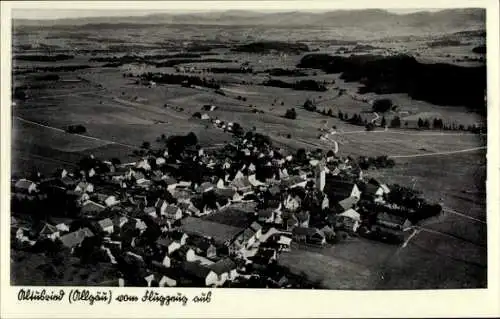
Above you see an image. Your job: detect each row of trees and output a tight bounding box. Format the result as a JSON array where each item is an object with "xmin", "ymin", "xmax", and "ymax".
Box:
[{"xmin": 357, "ymin": 155, "xmax": 395, "ymax": 170}]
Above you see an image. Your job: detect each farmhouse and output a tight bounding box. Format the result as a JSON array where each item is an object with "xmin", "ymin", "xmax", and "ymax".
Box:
[
  {"xmin": 60, "ymin": 228, "xmax": 95, "ymax": 250},
  {"xmin": 180, "ymin": 217, "xmax": 244, "ymax": 252},
  {"xmin": 336, "ymin": 209, "xmax": 361, "ymax": 233},
  {"xmin": 14, "ymin": 179, "xmax": 37, "ymax": 194},
  {"xmin": 292, "ymin": 227, "xmax": 326, "ymax": 246}
]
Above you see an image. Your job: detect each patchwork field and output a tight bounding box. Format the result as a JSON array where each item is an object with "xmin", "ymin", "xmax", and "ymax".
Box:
[{"xmin": 11, "ymin": 14, "xmax": 488, "ymax": 290}]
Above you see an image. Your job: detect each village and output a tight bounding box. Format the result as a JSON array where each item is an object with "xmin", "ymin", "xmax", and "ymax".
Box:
[{"xmin": 11, "ymin": 112, "xmax": 442, "ymax": 288}]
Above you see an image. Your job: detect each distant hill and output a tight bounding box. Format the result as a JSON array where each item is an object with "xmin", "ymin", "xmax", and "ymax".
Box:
[{"xmin": 13, "ymin": 8, "xmax": 486, "ymax": 32}]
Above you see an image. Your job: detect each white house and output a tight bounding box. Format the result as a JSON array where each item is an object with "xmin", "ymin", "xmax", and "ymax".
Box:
[
  {"xmin": 104, "ymin": 195, "xmax": 120, "ymax": 207},
  {"xmin": 14, "ymin": 179, "xmax": 37, "ymax": 194},
  {"xmin": 156, "ymin": 157, "xmax": 166, "ymax": 166},
  {"xmin": 97, "ymin": 218, "xmax": 114, "ymax": 234},
  {"xmin": 136, "ymin": 159, "xmax": 151, "ymax": 171},
  {"xmin": 159, "ymin": 275, "xmax": 177, "ymax": 287},
  {"xmin": 284, "ymin": 194, "xmax": 301, "ymax": 212},
  {"xmin": 162, "ymin": 255, "xmax": 172, "ymax": 268},
  {"xmin": 55, "ymin": 223, "xmax": 70, "ymax": 233},
  {"xmin": 74, "ymin": 181, "xmax": 94, "ymax": 193},
  {"xmin": 337, "ymin": 209, "xmax": 361, "ymax": 232}
]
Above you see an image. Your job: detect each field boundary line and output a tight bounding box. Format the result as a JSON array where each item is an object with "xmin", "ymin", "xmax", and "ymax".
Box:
[
  {"xmin": 388, "ymin": 146, "xmax": 486, "ymax": 158},
  {"xmin": 442, "ymin": 206, "xmax": 487, "ymax": 224},
  {"xmin": 14, "ymin": 117, "xmax": 138, "ymax": 150}
]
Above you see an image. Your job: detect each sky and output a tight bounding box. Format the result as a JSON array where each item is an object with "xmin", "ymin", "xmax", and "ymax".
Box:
[{"xmin": 11, "ymin": 5, "xmax": 447, "ymax": 20}]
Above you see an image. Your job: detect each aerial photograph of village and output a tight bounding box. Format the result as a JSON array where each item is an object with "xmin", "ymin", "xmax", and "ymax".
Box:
[{"xmin": 10, "ymin": 7, "xmax": 487, "ymax": 289}]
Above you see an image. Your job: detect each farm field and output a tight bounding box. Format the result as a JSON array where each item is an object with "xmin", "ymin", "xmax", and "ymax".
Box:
[{"xmin": 10, "ymin": 10, "xmax": 488, "ymax": 290}]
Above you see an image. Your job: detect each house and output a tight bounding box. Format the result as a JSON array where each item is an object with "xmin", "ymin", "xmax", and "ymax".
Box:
[
  {"xmin": 208, "ymin": 258, "xmax": 238, "ymax": 285},
  {"xmin": 375, "ymin": 212, "xmax": 412, "ymax": 231},
  {"xmin": 189, "ymin": 237, "xmax": 217, "ymax": 259},
  {"xmin": 80, "ymin": 200, "xmax": 105, "ymax": 216},
  {"xmin": 281, "ymin": 176, "xmax": 307, "ymax": 189},
  {"xmin": 234, "ymin": 223, "xmax": 260, "ymax": 250},
  {"xmin": 338, "ymin": 196, "xmax": 359, "ymax": 211},
  {"xmin": 324, "ymin": 176, "xmax": 361, "ymax": 204},
  {"xmin": 283, "ymin": 212, "xmax": 299, "ymax": 231},
  {"xmin": 320, "ymin": 225, "xmax": 336, "ymax": 242},
  {"xmin": 292, "ymin": 227, "xmax": 326, "ymax": 246},
  {"xmin": 257, "ymin": 209, "xmax": 275, "ymax": 223},
  {"xmin": 61, "ymin": 175, "xmax": 77, "ymax": 188},
  {"xmin": 156, "ymin": 237, "xmax": 181, "ymax": 255},
  {"xmin": 252, "ymin": 248, "xmax": 278, "ymax": 265},
  {"xmin": 75, "ymin": 181, "xmax": 94, "ymax": 193},
  {"xmin": 230, "ymin": 176, "xmax": 253, "ymax": 193},
  {"xmin": 136, "ymin": 159, "xmax": 151, "ymax": 171},
  {"xmin": 182, "ymin": 261, "xmax": 219, "ymax": 287},
  {"xmin": 39, "ymin": 223, "xmax": 60, "ymax": 241},
  {"xmin": 55, "ymin": 223, "xmax": 70, "ymax": 233},
  {"xmin": 60, "ymin": 228, "xmax": 95, "ymax": 250},
  {"xmin": 155, "ymin": 200, "xmax": 182, "ymax": 220},
  {"xmin": 180, "ymin": 217, "xmax": 243, "ymax": 255},
  {"xmin": 296, "ymin": 211, "xmax": 310, "ymax": 228},
  {"xmin": 284, "ymin": 194, "xmax": 301, "ymax": 212},
  {"xmin": 277, "ymin": 235, "xmax": 292, "ymax": 252},
  {"xmin": 165, "ymin": 205, "xmax": 183, "ymax": 221},
  {"xmin": 198, "ymin": 182, "xmax": 214, "ymax": 193},
  {"xmin": 14, "ymin": 179, "xmax": 37, "ymax": 194},
  {"xmin": 169, "ymin": 231, "xmax": 188, "ymax": 246},
  {"xmin": 248, "ymin": 174, "xmax": 265, "ymax": 187},
  {"xmin": 336, "ymin": 209, "xmax": 361, "ymax": 233},
  {"xmin": 97, "ymin": 218, "xmax": 114, "ymax": 234},
  {"xmin": 159, "ymin": 275, "xmax": 177, "ymax": 287},
  {"xmin": 112, "ymin": 216, "xmax": 129, "ymax": 229},
  {"xmin": 361, "ymin": 179, "xmax": 391, "ymax": 203},
  {"xmin": 104, "ymin": 195, "xmax": 120, "ymax": 207}
]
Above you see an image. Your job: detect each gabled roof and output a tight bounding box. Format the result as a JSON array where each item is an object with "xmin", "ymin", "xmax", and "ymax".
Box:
[
  {"xmin": 181, "ymin": 217, "xmax": 243, "ymax": 246},
  {"xmin": 339, "ymin": 208, "xmax": 361, "ymax": 221},
  {"xmin": 215, "ymin": 187, "xmax": 237, "ymax": 199},
  {"xmin": 165, "ymin": 205, "xmax": 181, "ymax": 215},
  {"xmin": 15, "ymin": 179, "xmax": 35, "ymax": 190},
  {"xmin": 324, "ymin": 175, "xmax": 357, "ymax": 200},
  {"xmin": 208, "ymin": 258, "xmax": 236, "ymax": 275},
  {"xmin": 60, "ymin": 228, "xmax": 94, "ymax": 248},
  {"xmin": 249, "ymin": 222, "xmax": 262, "ymax": 232},
  {"xmin": 40, "ymin": 223, "xmax": 58, "ymax": 235},
  {"xmin": 292, "ymin": 227, "xmax": 322, "ymax": 237},
  {"xmin": 257, "ymin": 209, "xmax": 274, "ymax": 219},
  {"xmin": 156, "ymin": 236, "xmax": 175, "ymax": 248},
  {"xmin": 377, "ymin": 212, "xmax": 408, "ymax": 226},
  {"xmin": 98, "ymin": 218, "xmax": 114, "ymax": 229},
  {"xmin": 182, "ymin": 261, "xmax": 213, "ymax": 279},
  {"xmin": 81, "ymin": 200, "xmax": 106, "ymax": 213},
  {"xmin": 338, "ymin": 196, "xmax": 358, "ymax": 211},
  {"xmin": 281, "ymin": 176, "xmax": 307, "ymax": 188},
  {"xmin": 296, "ymin": 211, "xmax": 310, "ymax": 223}
]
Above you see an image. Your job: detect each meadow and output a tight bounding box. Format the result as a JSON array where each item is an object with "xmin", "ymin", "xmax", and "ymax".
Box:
[{"xmin": 11, "ymin": 20, "xmax": 487, "ymax": 289}]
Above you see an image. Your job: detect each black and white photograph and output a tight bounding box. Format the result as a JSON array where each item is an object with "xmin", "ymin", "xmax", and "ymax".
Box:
[{"xmin": 3, "ymin": 0, "xmax": 495, "ymax": 297}]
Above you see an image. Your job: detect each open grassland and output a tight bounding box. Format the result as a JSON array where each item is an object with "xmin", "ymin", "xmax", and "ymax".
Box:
[{"xmin": 11, "ymin": 22, "xmax": 487, "ymax": 289}]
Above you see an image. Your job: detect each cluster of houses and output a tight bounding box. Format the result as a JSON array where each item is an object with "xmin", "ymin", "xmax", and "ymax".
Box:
[{"xmin": 11, "ymin": 127, "xmax": 414, "ymax": 287}]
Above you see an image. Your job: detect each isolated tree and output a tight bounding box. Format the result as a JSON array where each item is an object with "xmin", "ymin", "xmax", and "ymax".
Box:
[
  {"xmin": 380, "ymin": 116, "xmax": 387, "ymax": 128},
  {"xmin": 296, "ymin": 148, "xmax": 308, "ymax": 164},
  {"xmin": 372, "ymin": 99, "xmax": 393, "ymax": 113},
  {"xmin": 192, "ymin": 112, "xmax": 202, "ymax": 119},
  {"xmin": 327, "ymin": 109, "xmax": 333, "ymax": 117},
  {"xmin": 303, "ymin": 99, "xmax": 316, "ymax": 112},
  {"xmin": 338, "ymin": 111, "xmax": 343, "ymax": 120},
  {"xmin": 390, "ymin": 116, "xmax": 401, "ymax": 128},
  {"xmin": 141, "ymin": 141, "xmax": 151, "ymax": 150},
  {"xmin": 185, "ymin": 132, "xmax": 198, "ymax": 145},
  {"xmin": 417, "ymin": 118, "xmax": 424, "ymax": 128},
  {"xmin": 284, "ymin": 108, "xmax": 297, "ymax": 120}
]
